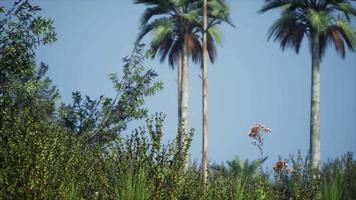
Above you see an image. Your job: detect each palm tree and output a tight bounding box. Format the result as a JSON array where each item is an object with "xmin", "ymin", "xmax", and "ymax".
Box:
[
  {"xmin": 201, "ymin": 0, "xmax": 209, "ymax": 188},
  {"xmin": 259, "ymin": 0, "xmax": 356, "ymax": 169},
  {"xmin": 200, "ymin": 0, "xmax": 233, "ymax": 187},
  {"xmin": 134, "ymin": 0, "xmax": 229, "ymax": 148},
  {"xmin": 135, "ymin": 0, "xmax": 203, "ymax": 148}
]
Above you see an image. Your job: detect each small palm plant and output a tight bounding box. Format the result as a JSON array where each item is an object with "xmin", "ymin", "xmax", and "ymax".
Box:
[{"xmin": 210, "ymin": 156, "xmax": 267, "ymax": 180}]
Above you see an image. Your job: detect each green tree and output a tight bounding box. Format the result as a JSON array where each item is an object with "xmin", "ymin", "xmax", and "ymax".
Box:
[
  {"xmin": 0, "ymin": 1, "xmax": 61, "ymax": 198},
  {"xmin": 0, "ymin": 1, "xmax": 163, "ymax": 198},
  {"xmin": 0, "ymin": 0, "xmax": 57, "ymax": 121},
  {"xmin": 259, "ymin": 0, "xmax": 356, "ymax": 169},
  {"xmin": 0, "ymin": 0, "xmax": 58, "ymax": 135},
  {"xmin": 135, "ymin": 0, "xmax": 205, "ymax": 149},
  {"xmin": 58, "ymin": 44, "xmax": 162, "ymax": 143}
]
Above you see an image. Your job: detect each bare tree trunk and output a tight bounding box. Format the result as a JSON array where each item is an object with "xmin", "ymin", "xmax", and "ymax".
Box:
[
  {"xmin": 180, "ymin": 47, "xmax": 189, "ymax": 149},
  {"xmin": 310, "ymin": 33, "xmax": 321, "ymax": 170},
  {"xmin": 178, "ymin": 52, "xmax": 182, "ymax": 139},
  {"xmin": 202, "ymin": 0, "xmax": 209, "ymax": 189}
]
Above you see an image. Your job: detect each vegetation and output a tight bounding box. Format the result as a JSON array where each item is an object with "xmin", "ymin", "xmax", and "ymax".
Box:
[{"xmin": 1, "ymin": 0, "xmax": 356, "ymax": 199}]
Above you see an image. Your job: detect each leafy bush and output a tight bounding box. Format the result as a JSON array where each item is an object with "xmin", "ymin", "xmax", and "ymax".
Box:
[{"xmin": 271, "ymin": 152, "xmax": 321, "ymax": 200}]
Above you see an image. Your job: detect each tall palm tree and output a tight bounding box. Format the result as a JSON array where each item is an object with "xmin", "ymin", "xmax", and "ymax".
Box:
[
  {"xmin": 200, "ymin": 0, "xmax": 233, "ymax": 187},
  {"xmin": 259, "ymin": 0, "xmax": 356, "ymax": 169},
  {"xmin": 202, "ymin": 0, "xmax": 209, "ymax": 188},
  {"xmin": 135, "ymin": 0, "xmax": 203, "ymax": 148},
  {"xmin": 135, "ymin": 0, "xmax": 228, "ymax": 148}
]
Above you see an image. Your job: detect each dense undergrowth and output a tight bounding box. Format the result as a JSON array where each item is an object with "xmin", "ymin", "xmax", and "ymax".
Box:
[{"xmin": 1, "ymin": 1, "xmax": 356, "ymax": 199}]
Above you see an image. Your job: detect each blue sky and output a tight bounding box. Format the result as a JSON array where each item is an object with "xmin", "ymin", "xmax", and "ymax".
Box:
[{"xmin": 9, "ymin": 0, "xmax": 356, "ymax": 167}]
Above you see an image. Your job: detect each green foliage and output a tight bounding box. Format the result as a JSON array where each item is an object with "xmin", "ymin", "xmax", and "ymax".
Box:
[
  {"xmin": 57, "ymin": 43, "xmax": 162, "ymax": 143},
  {"xmin": 135, "ymin": 0, "xmax": 233, "ymax": 66},
  {"xmin": 0, "ymin": 0, "xmax": 58, "ymax": 122},
  {"xmin": 196, "ymin": 153, "xmax": 356, "ymax": 200},
  {"xmin": 1, "ymin": 1, "xmax": 356, "ymax": 200},
  {"xmin": 322, "ymin": 152, "xmax": 356, "ymax": 200},
  {"xmin": 210, "ymin": 156, "xmax": 266, "ymax": 180},
  {"xmin": 234, "ymin": 178, "xmax": 246, "ymax": 200},
  {"xmin": 0, "ymin": 2, "xmax": 60, "ymax": 198},
  {"xmin": 135, "ymin": 0, "xmax": 203, "ymax": 67},
  {"xmin": 271, "ymin": 152, "xmax": 321, "ymax": 200},
  {"xmin": 0, "ymin": 0, "xmax": 56, "ymax": 77},
  {"xmin": 115, "ymin": 169, "xmax": 148, "ymax": 200},
  {"xmin": 259, "ymin": 0, "xmax": 356, "ymax": 59},
  {"xmin": 322, "ymin": 177, "xmax": 342, "ymax": 200},
  {"xmin": 104, "ymin": 113, "xmax": 194, "ymax": 200},
  {"xmin": 308, "ymin": 9, "xmax": 330, "ymax": 33}
]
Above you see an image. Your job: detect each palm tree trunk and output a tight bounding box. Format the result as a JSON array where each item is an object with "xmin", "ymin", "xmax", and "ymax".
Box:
[
  {"xmin": 180, "ymin": 46, "xmax": 189, "ymax": 149},
  {"xmin": 201, "ymin": 0, "xmax": 209, "ymax": 189},
  {"xmin": 310, "ymin": 33, "xmax": 321, "ymax": 170},
  {"xmin": 178, "ymin": 52, "xmax": 182, "ymax": 133}
]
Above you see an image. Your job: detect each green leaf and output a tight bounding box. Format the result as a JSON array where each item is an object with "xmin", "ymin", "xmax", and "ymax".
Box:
[
  {"xmin": 336, "ymin": 20, "xmax": 356, "ymax": 46},
  {"xmin": 307, "ymin": 9, "xmax": 330, "ymax": 33},
  {"xmin": 208, "ymin": 26, "xmax": 222, "ymax": 46}
]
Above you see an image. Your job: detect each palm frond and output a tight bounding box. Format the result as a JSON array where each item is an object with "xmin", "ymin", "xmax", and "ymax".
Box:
[
  {"xmin": 307, "ymin": 9, "xmax": 330, "ymax": 33},
  {"xmin": 168, "ymin": 38, "xmax": 183, "ymax": 67},
  {"xmin": 258, "ymin": 0, "xmax": 295, "ymax": 13},
  {"xmin": 336, "ymin": 19, "xmax": 356, "ymax": 50},
  {"xmin": 326, "ymin": 25, "xmax": 346, "ymax": 57},
  {"xmin": 139, "ymin": 5, "xmax": 173, "ymax": 28},
  {"xmin": 149, "ymin": 30, "xmax": 174, "ymax": 64},
  {"xmin": 324, "ymin": 0, "xmax": 356, "ymax": 21},
  {"xmin": 207, "ymin": 31, "xmax": 217, "ymax": 63},
  {"xmin": 136, "ymin": 17, "xmax": 172, "ymax": 45},
  {"xmin": 186, "ymin": 33, "xmax": 202, "ymax": 64},
  {"xmin": 207, "ymin": 26, "xmax": 222, "ymax": 46},
  {"xmin": 268, "ymin": 12, "xmax": 306, "ymax": 53},
  {"xmin": 208, "ymin": 0, "xmax": 235, "ymax": 27},
  {"xmin": 151, "ymin": 20, "xmax": 174, "ymax": 46},
  {"xmin": 180, "ymin": 8, "xmax": 200, "ymax": 23},
  {"xmin": 134, "ymin": 0, "xmax": 169, "ymax": 6}
]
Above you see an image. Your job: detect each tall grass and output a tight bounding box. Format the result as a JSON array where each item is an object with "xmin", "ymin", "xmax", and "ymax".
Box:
[
  {"xmin": 234, "ymin": 178, "xmax": 246, "ymax": 200},
  {"xmin": 322, "ymin": 177, "xmax": 342, "ymax": 200},
  {"xmin": 63, "ymin": 183, "xmax": 80, "ymax": 200},
  {"xmin": 116, "ymin": 169, "xmax": 148, "ymax": 200}
]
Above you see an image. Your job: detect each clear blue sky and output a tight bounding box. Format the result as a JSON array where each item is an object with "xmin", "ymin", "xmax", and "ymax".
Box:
[{"xmin": 9, "ymin": 0, "xmax": 356, "ymax": 167}]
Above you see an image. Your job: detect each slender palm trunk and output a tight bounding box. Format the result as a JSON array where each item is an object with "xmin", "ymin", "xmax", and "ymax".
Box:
[
  {"xmin": 310, "ymin": 33, "xmax": 321, "ymax": 169},
  {"xmin": 201, "ymin": 0, "xmax": 209, "ymax": 188},
  {"xmin": 180, "ymin": 47, "xmax": 189, "ymax": 149},
  {"xmin": 178, "ymin": 52, "xmax": 182, "ymax": 134}
]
